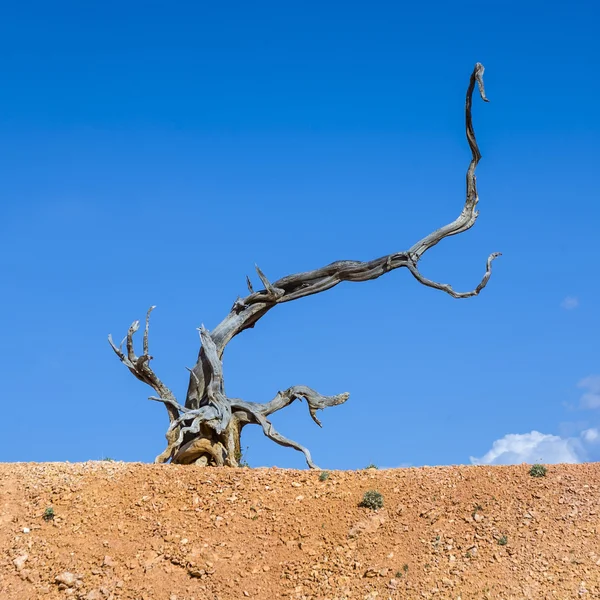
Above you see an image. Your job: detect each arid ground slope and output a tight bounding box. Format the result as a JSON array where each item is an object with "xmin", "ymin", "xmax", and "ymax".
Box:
[{"xmin": 1, "ymin": 462, "xmax": 600, "ymax": 599}]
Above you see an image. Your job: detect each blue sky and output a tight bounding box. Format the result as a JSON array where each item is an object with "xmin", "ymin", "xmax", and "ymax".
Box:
[{"xmin": 1, "ymin": 1, "xmax": 599, "ymax": 468}]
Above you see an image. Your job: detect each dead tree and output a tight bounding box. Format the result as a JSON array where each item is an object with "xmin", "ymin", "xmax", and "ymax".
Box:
[{"xmin": 109, "ymin": 63, "xmax": 500, "ymax": 468}]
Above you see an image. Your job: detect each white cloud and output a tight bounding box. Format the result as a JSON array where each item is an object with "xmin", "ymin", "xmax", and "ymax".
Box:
[
  {"xmin": 561, "ymin": 296, "xmax": 579, "ymax": 310},
  {"xmin": 578, "ymin": 375, "xmax": 600, "ymax": 409},
  {"xmin": 470, "ymin": 430, "xmax": 584, "ymax": 465},
  {"xmin": 581, "ymin": 428, "xmax": 600, "ymax": 443}
]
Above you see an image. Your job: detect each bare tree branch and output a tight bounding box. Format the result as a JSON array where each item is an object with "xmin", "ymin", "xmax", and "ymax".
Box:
[
  {"xmin": 258, "ymin": 386, "xmax": 350, "ymax": 426},
  {"xmin": 229, "ymin": 398, "xmax": 321, "ymax": 469},
  {"xmin": 406, "ymin": 251, "xmax": 501, "ymax": 299},
  {"xmin": 408, "ymin": 62, "xmax": 489, "ymax": 260},
  {"xmin": 110, "ymin": 63, "xmax": 501, "ymax": 468},
  {"xmin": 108, "ymin": 308, "xmax": 181, "ymax": 461},
  {"xmin": 184, "ymin": 63, "xmax": 499, "ymax": 414}
]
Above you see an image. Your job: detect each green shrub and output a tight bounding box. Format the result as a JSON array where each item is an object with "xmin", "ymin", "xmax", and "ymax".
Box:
[
  {"xmin": 529, "ymin": 464, "xmax": 547, "ymax": 478},
  {"xmin": 497, "ymin": 535, "xmax": 508, "ymax": 546},
  {"xmin": 43, "ymin": 507, "xmax": 55, "ymax": 522},
  {"xmin": 359, "ymin": 490, "xmax": 384, "ymax": 510},
  {"xmin": 319, "ymin": 471, "xmax": 330, "ymax": 481}
]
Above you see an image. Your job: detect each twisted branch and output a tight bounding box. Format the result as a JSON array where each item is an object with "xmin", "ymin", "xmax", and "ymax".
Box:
[{"xmin": 109, "ymin": 63, "xmax": 501, "ymax": 468}]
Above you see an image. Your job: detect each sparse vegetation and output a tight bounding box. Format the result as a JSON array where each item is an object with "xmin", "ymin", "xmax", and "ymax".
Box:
[
  {"xmin": 102, "ymin": 457, "xmax": 115, "ymax": 462},
  {"xmin": 395, "ymin": 570, "xmax": 403, "ymax": 578},
  {"xmin": 43, "ymin": 506, "xmax": 55, "ymax": 521},
  {"xmin": 359, "ymin": 490, "xmax": 384, "ymax": 510},
  {"xmin": 235, "ymin": 446, "xmax": 250, "ymax": 468},
  {"xmin": 403, "ymin": 563, "xmax": 409, "ymax": 573},
  {"xmin": 498, "ymin": 535, "xmax": 508, "ymax": 546},
  {"xmin": 319, "ymin": 471, "xmax": 330, "ymax": 481},
  {"xmin": 366, "ymin": 464, "xmax": 378, "ymax": 470},
  {"xmin": 529, "ymin": 464, "xmax": 547, "ymax": 478}
]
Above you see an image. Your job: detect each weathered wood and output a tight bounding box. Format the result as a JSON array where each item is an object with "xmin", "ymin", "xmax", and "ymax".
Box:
[{"xmin": 109, "ymin": 63, "xmax": 500, "ymax": 468}]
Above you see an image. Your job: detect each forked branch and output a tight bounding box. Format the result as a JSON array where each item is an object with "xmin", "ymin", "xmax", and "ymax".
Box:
[{"xmin": 108, "ymin": 306, "xmax": 179, "ymax": 426}]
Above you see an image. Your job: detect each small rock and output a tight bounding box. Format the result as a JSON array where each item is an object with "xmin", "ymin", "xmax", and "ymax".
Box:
[
  {"xmin": 187, "ymin": 566, "xmax": 206, "ymax": 578},
  {"xmin": 13, "ymin": 554, "xmax": 28, "ymax": 571},
  {"xmin": 22, "ymin": 527, "xmax": 30, "ymax": 534},
  {"xmin": 103, "ymin": 555, "xmax": 116, "ymax": 568},
  {"xmin": 85, "ymin": 591, "xmax": 102, "ymax": 600},
  {"xmin": 55, "ymin": 572, "xmax": 77, "ymax": 587}
]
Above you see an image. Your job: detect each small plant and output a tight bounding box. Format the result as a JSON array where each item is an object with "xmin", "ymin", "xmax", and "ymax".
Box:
[
  {"xmin": 395, "ymin": 570, "xmax": 403, "ymax": 578},
  {"xmin": 498, "ymin": 535, "xmax": 508, "ymax": 546},
  {"xmin": 402, "ymin": 563, "xmax": 409, "ymax": 573},
  {"xmin": 359, "ymin": 490, "xmax": 384, "ymax": 510},
  {"xmin": 102, "ymin": 457, "xmax": 115, "ymax": 462},
  {"xmin": 319, "ymin": 471, "xmax": 330, "ymax": 481},
  {"xmin": 235, "ymin": 446, "xmax": 250, "ymax": 467},
  {"xmin": 43, "ymin": 507, "xmax": 55, "ymax": 522},
  {"xmin": 366, "ymin": 463, "xmax": 378, "ymax": 469},
  {"xmin": 529, "ymin": 464, "xmax": 547, "ymax": 478}
]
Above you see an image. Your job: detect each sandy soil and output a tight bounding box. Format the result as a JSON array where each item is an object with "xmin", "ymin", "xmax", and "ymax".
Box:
[{"xmin": 1, "ymin": 462, "xmax": 599, "ymax": 599}]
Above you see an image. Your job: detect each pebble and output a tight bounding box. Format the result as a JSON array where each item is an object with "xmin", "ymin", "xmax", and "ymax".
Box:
[
  {"xmin": 55, "ymin": 571, "xmax": 77, "ymax": 587},
  {"xmin": 13, "ymin": 554, "xmax": 28, "ymax": 571}
]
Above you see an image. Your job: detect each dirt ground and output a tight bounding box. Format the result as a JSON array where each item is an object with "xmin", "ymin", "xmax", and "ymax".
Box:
[{"xmin": 1, "ymin": 462, "xmax": 599, "ymax": 599}]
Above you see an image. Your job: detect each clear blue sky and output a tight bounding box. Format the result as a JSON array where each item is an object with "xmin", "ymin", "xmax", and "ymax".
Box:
[{"xmin": 1, "ymin": 1, "xmax": 599, "ymax": 468}]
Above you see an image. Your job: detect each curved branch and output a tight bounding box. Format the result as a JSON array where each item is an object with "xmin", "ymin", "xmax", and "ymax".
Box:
[
  {"xmin": 258, "ymin": 386, "xmax": 350, "ymax": 426},
  {"xmin": 408, "ymin": 62, "xmax": 489, "ymax": 259},
  {"xmin": 407, "ymin": 251, "xmax": 501, "ymax": 299},
  {"xmin": 185, "ymin": 63, "xmax": 498, "ymax": 411},
  {"xmin": 230, "ymin": 399, "xmax": 320, "ymax": 469}
]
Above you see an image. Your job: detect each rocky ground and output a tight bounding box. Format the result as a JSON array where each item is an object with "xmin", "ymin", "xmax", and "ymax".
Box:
[{"xmin": 1, "ymin": 462, "xmax": 599, "ymax": 599}]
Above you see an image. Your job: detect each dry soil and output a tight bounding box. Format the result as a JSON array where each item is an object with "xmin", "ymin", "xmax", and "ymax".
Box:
[{"xmin": 1, "ymin": 462, "xmax": 599, "ymax": 599}]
